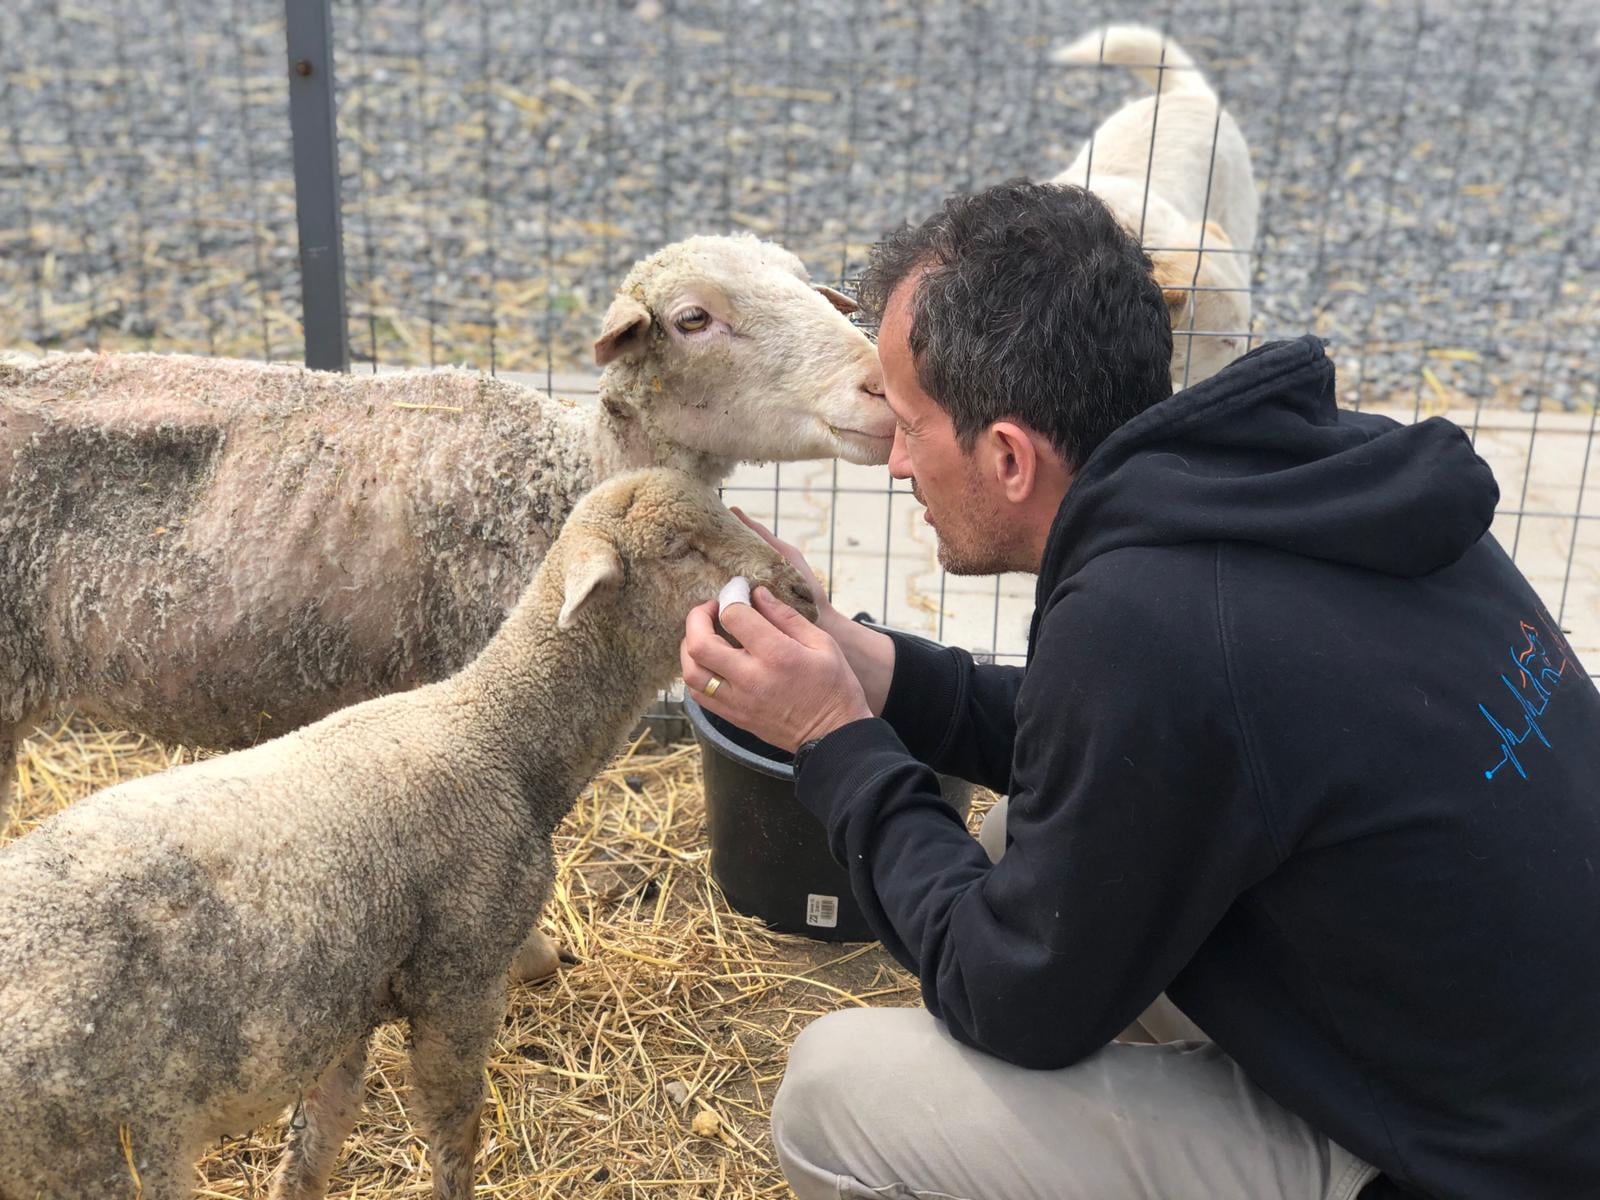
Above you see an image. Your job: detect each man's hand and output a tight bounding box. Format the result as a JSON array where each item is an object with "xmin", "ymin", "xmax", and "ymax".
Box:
[
  {"xmin": 726, "ymin": 508, "xmax": 897, "ymax": 716},
  {"xmin": 729, "ymin": 507, "xmax": 845, "ymax": 637},
  {"xmin": 681, "ymin": 586, "xmax": 873, "ymax": 754}
]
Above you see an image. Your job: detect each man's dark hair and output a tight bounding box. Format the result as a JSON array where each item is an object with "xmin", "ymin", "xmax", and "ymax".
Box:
[{"xmin": 858, "ymin": 180, "xmax": 1173, "ymax": 469}]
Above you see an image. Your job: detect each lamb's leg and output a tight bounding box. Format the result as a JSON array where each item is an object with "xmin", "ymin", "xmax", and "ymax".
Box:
[
  {"xmin": 1, "ymin": 727, "xmax": 16, "ymax": 816},
  {"xmin": 410, "ymin": 998, "xmax": 499, "ymax": 1199},
  {"xmin": 51, "ymin": 1135, "xmax": 193, "ymax": 1200},
  {"xmin": 267, "ymin": 1037, "xmax": 370, "ymax": 1200},
  {"xmin": 508, "ymin": 926, "xmax": 563, "ymax": 984},
  {"xmin": 122, "ymin": 1156, "xmax": 195, "ymax": 1200}
]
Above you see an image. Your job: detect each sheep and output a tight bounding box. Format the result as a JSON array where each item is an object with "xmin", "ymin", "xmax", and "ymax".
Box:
[
  {"xmin": 0, "ymin": 233, "xmax": 887, "ymax": 979},
  {"xmin": 0, "ymin": 466, "xmax": 817, "ymax": 1200},
  {"xmin": 0, "ymin": 235, "xmax": 882, "ymax": 764}
]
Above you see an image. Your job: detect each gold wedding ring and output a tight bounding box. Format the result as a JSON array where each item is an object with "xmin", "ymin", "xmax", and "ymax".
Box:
[{"xmin": 704, "ymin": 674, "xmax": 723, "ymax": 698}]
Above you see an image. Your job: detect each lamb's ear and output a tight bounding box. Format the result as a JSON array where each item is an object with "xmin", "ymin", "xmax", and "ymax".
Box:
[
  {"xmin": 594, "ymin": 296, "xmax": 652, "ymax": 367},
  {"xmin": 558, "ymin": 538, "xmax": 624, "ymax": 630},
  {"xmin": 814, "ymin": 284, "xmax": 859, "ymax": 315}
]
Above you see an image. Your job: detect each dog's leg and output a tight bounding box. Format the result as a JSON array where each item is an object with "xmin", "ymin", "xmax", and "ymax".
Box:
[{"xmin": 267, "ymin": 1037, "xmax": 370, "ymax": 1200}]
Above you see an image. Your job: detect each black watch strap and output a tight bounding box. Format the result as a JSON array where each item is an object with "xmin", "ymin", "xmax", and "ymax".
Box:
[{"xmin": 792, "ymin": 737, "xmax": 824, "ymax": 776}]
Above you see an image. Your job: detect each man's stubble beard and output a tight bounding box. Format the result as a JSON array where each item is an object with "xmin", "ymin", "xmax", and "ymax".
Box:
[{"xmin": 920, "ymin": 468, "xmax": 1020, "ymax": 577}]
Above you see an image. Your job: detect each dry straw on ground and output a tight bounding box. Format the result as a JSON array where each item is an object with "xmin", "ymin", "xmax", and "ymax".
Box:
[{"xmin": 4, "ymin": 715, "xmax": 973, "ymax": 1198}]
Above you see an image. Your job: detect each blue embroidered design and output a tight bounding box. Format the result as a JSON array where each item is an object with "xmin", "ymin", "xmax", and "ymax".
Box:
[{"xmin": 1480, "ymin": 617, "xmax": 1572, "ymax": 781}]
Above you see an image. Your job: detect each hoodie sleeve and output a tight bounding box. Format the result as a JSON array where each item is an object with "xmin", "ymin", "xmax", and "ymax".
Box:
[
  {"xmin": 796, "ymin": 549, "xmax": 1282, "ymax": 1068},
  {"xmin": 876, "ymin": 627, "xmax": 1024, "ymax": 793}
]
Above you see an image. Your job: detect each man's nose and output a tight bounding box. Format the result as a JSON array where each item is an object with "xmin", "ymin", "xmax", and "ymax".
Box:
[{"xmin": 887, "ymin": 425, "xmax": 912, "ymax": 480}]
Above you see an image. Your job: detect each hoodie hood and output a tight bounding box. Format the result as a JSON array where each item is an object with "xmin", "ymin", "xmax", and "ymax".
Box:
[{"xmin": 1039, "ymin": 336, "xmax": 1500, "ymax": 592}]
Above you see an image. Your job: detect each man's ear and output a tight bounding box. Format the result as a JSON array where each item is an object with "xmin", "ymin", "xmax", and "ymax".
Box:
[
  {"xmin": 986, "ymin": 421, "xmax": 1040, "ymax": 504},
  {"xmin": 558, "ymin": 537, "xmax": 624, "ymax": 630},
  {"xmin": 814, "ymin": 284, "xmax": 859, "ymax": 315},
  {"xmin": 594, "ymin": 295, "xmax": 653, "ymax": 367}
]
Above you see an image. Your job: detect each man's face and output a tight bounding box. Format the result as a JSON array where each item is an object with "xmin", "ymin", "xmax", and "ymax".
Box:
[{"xmin": 880, "ymin": 279, "xmax": 1015, "ymax": 576}]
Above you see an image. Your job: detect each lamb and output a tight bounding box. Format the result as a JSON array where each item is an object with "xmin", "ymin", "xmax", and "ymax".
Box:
[
  {"xmin": 0, "ymin": 467, "xmax": 816, "ymax": 1200},
  {"xmin": 1050, "ymin": 24, "xmax": 1259, "ymax": 389},
  {"xmin": 0, "ymin": 230, "xmax": 886, "ymax": 821}
]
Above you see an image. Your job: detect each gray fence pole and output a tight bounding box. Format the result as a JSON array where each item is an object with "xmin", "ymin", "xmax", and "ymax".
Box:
[{"xmin": 284, "ymin": 0, "xmax": 350, "ymax": 371}]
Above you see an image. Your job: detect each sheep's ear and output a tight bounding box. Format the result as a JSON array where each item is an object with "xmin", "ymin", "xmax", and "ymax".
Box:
[
  {"xmin": 558, "ymin": 538, "xmax": 624, "ymax": 630},
  {"xmin": 594, "ymin": 296, "xmax": 652, "ymax": 367},
  {"xmin": 814, "ymin": 284, "xmax": 859, "ymax": 315}
]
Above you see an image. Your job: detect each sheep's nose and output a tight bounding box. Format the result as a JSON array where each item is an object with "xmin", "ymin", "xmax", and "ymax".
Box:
[{"xmin": 861, "ymin": 377, "xmax": 885, "ymax": 399}]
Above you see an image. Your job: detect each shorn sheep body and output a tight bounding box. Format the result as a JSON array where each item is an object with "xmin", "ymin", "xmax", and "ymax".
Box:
[
  {"xmin": 0, "ymin": 467, "xmax": 816, "ymax": 1200},
  {"xmin": 0, "ymin": 233, "xmax": 887, "ymax": 806}
]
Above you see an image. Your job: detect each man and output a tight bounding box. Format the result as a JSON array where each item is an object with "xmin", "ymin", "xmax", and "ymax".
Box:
[{"xmin": 679, "ymin": 181, "xmax": 1600, "ymax": 1200}]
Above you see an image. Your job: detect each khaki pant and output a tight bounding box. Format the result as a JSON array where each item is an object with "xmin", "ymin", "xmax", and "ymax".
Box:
[{"xmin": 771, "ymin": 799, "xmax": 1380, "ymax": 1200}]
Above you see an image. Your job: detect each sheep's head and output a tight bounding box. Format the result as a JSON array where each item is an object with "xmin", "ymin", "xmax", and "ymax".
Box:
[
  {"xmin": 593, "ymin": 235, "xmax": 894, "ymax": 467},
  {"xmin": 551, "ymin": 468, "xmax": 816, "ymax": 672}
]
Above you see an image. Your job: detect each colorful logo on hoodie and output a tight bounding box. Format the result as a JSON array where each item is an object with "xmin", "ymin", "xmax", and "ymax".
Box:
[{"xmin": 1479, "ymin": 615, "xmax": 1574, "ymax": 782}]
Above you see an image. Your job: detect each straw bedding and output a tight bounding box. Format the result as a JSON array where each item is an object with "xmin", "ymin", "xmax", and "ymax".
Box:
[{"xmin": 3, "ymin": 715, "xmax": 995, "ymax": 1197}]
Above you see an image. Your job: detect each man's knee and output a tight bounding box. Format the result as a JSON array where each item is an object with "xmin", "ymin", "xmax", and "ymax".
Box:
[
  {"xmin": 773, "ymin": 1008, "xmax": 936, "ymax": 1195},
  {"xmin": 772, "ymin": 1009, "xmax": 871, "ymax": 1154},
  {"xmin": 977, "ymin": 795, "xmax": 1008, "ymax": 864}
]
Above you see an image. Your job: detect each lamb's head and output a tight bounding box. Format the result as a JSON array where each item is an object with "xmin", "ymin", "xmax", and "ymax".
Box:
[
  {"xmin": 593, "ymin": 235, "xmax": 894, "ymax": 467},
  {"xmin": 551, "ymin": 468, "xmax": 817, "ymax": 675}
]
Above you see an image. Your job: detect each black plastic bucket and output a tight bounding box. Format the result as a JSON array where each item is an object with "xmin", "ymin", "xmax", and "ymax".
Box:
[{"xmin": 686, "ymin": 695, "xmax": 973, "ymax": 942}]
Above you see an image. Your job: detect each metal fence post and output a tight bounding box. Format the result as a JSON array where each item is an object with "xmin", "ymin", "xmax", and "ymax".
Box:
[{"xmin": 284, "ymin": 0, "xmax": 350, "ymax": 371}]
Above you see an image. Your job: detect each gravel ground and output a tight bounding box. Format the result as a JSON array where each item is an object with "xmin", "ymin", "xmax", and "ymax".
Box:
[{"xmin": 3, "ymin": 0, "xmax": 1599, "ymax": 412}]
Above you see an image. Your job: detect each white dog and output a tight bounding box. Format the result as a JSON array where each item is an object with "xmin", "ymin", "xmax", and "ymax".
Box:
[{"xmin": 1051, "ymin": 24, "xmax": 1258, "ymax": 390}]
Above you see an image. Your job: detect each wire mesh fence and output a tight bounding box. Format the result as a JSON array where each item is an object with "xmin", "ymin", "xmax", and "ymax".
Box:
[{"xmin": 3, "ymin": 0, "xmax": 1597, "ymax": 674}]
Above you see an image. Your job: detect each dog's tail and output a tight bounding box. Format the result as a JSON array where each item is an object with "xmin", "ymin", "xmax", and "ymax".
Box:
[{"xmin": 1050, "ymin": 24, "xmax": 1213, "ymax": 99}]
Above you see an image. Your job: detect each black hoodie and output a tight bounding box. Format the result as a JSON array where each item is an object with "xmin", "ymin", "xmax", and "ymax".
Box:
[{"xmin": 797, "ymin": 336, "xmax": 1600, "ymax": 1199}]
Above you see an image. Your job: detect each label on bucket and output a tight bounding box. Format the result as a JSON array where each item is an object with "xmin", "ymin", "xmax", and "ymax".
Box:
[{"xmin": 806, "ymin": 893, "xmax": 840, "ymax": 929}]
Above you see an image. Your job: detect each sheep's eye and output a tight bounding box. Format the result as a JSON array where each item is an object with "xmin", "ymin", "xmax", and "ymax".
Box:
[
  {"xmin": 674, "ymin": 307, "xmax": 710, "ymax": 333},
  {"xmin": 663, "ymin": 538, "xmax": 698, "ymax": 560}
]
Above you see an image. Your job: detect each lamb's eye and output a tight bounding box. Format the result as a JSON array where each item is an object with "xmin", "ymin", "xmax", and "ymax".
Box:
[
  {"xmin": 674, "ymin": 307, "xmax": 710, "ymax": 333},
  {"xmin": 663, "ymin": 538, "xmax": 698, "ymax": 560}
]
